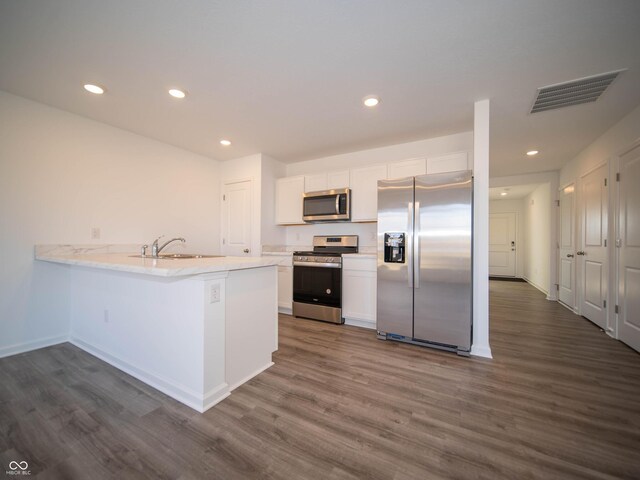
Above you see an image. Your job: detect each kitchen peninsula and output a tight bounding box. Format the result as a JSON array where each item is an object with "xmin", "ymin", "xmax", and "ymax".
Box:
[{"xmin": 36, "ymin": 245, "xmax": 279, "ymax": 412}]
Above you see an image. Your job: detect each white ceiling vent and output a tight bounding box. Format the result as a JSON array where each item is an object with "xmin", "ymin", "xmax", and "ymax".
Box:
[{"xmin": 530, "ymin": 70, "xmax": 624, "ymax": 114}]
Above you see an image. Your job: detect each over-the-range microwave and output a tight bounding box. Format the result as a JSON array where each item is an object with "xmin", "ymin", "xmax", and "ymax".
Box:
[{"xmin": 303, "ymin": 188, "xmax": 351, "ymax": 222}]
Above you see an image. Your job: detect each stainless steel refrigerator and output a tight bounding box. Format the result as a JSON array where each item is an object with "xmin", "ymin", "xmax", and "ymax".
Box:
[{"xmin": 376, "ymin": 170, "xmax": 472, "ymax": 355}]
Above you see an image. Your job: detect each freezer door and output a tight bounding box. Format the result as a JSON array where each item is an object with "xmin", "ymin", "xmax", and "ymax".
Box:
[
  {"xmin": 413, "ymin": 171, "xmax": 472, "ymax": 350},
  {"xmin": 377, "ymin": 177, "xmax": 414, "ymax": 337}
]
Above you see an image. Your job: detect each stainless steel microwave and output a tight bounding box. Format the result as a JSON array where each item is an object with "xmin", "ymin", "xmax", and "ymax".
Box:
[{"xmin": 303, "ymin": 188, "xmax": 351, "ymax": 222}]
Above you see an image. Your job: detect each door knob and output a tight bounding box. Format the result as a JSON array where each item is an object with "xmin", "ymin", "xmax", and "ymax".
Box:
[
  {"xmin": 576, "ymin": 251, "xmax": 585, "ymax": 256},
  {"xmin": 243, "ymin": 248, "xmax": 250, "ymax": 253},
  {"xmin": 566, "ymin": 254, "xmax": 574, "ymax": 258}
]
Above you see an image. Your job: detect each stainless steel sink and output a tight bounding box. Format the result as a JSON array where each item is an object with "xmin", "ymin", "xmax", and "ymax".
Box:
[{"xmin": 130, "ymin": 254, "xmax": 223, "ymax": 259}]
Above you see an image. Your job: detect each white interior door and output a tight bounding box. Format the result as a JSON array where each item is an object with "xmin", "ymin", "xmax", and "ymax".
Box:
[
  {"xmin": 222, "ymin": 180, "xmax": 252, "ymax": 256},
  {"xmin": 618, "ymin": 143, "xmax": 640, "ymax": 352},
  {"xmin": 579, "ymin": 164, "xmax": 608, "ymax": 329},
  {"xmin": 558, "ymin": 184, "xmax": 576, "ymax": 309},
  {"xmin": 489, "ymin": 212, "xmax": 516, "ymax": 277}
]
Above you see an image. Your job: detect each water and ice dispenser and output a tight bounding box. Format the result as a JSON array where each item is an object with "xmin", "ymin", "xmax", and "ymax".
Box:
[{"xmin": 383, "ymin": 232, "xmax": 405, "ymax": 263}]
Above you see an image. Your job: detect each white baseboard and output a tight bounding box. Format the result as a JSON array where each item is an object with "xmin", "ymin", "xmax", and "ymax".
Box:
[
  {"xmin": 471, "ymin": 344, "xmax": 493, "ymax": 359},
  {"xmin": 227, "ymin": 361, "xmax": 274, "ymax": 392},
  {"xmin": 69, "ymin": 336, "xmax": 228, "ymax": 413},
  {"xmin": 0, "ymin": 334, "xmax": 69, "ymax": 359},
  {"xmin": 522, "ymin": 276, "xmax": 549, "ymax": 296},
  {"xmin": 201, "ymin": 385, "xmax": 231, "ymax": 413},
  {"xmin": 278, "ymin": 306, "xmax": 292, "ymax": 315},
  {"xmin": 344, "ymin": 318, "xmax": 376, "ymax": 330}
]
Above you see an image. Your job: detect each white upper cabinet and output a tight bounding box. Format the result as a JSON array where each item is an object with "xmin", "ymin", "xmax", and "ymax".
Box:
[
  {"xmin": 327, "ymin": 170, "xmax": 350, "ymax": 190},
  {"xmin": 350, "ymin": 164, "xmax": 388, "ymax": 222},
  {"xmin": 387, "ymin": 158, "xmax": 426, "ymax": 180},
  {"xmin": 304, "ymin": 170, "xmax": 350, "ymax": 192},
  {"xmin": 426, "ymin": 151, "xmax": 469, "ymax": 174},
  {"xmin": 304, "ymin": 173, "xmax": 327, "ymax": 193},
  {"xmin": 276, "ymin": 176, "xmax": 305, "ymax": 224}
]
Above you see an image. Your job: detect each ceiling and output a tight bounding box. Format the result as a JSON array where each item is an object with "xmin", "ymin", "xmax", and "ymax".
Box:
[
  {"xmin": 1, "ymin": 1, "xmax": 639, "ymax": 177},
  {"xmin": 489, "ymin": 184, "xmax": 541, "ymax": 201}
]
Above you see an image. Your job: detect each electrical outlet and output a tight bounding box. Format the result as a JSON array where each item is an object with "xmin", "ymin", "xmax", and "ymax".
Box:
[
  {"xmin": 103, "ymin": 309, "xmax": 109, "ymax": 323},
  {"xmin": 91, "ymin": 227, "xmax": 101, "ymax": 239},
  {"xmin": 210, "ymin": 283, "xmax": 220, "ymax": 303}
]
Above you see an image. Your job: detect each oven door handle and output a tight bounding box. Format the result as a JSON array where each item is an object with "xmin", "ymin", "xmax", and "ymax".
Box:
[{"xmin": 293, "ymin": 261, "xmax": 341, "ymax": 268}]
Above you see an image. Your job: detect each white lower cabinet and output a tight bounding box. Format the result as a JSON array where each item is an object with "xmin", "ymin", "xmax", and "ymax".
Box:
[
  {"xmin": 276, "ymin": 257, "xmax": 293, "ymax": 313},
  {"xmin": 342, "ymin": 256, "xmax": 377, "ymax": 329}
]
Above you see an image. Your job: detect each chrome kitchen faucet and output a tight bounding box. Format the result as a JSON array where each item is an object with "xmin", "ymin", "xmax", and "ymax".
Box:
[{"xmin": 150, "ymin": 236, "xmax": 186, "ymax": 257}]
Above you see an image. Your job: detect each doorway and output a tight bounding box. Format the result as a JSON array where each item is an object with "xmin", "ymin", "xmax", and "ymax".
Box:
[
  {"xmin": 489, "ymin": 212, "xmax": 516, "ymax": 277},
  {"xmin": 221, "ymin": 180, "xmax": 252, "ymax": 256}
]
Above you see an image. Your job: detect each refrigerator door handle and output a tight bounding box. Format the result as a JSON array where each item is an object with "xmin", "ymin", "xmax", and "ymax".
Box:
[
  {"xmin": 407, "ymin": 202, "xmax": 413, "ymax": 288},
  {"xmin": 414, "ymin": 201, "xmax": 420, "ymax": 289}
]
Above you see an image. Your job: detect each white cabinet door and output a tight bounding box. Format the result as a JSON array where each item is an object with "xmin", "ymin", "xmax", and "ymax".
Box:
[
  {"xmin": 327, "ymin": 170, "xmax": 350, "ymax": 189},
  {"xmin": 304, "ymin": 173, "xmax": 327, "ymax": 193},
  {"xmin": 350, "ymin": 164, "xmax": 388, "ymax": 222},
  {"xmin": 276, "ymin": 176, "xmax": 305, "ymax": 224},
  {"xmin": 426, "ymin": 152, "xmax": 469, "ymax": 174},
  {"xmin": 387, "ymin": 158, "xmax": 426, "ymax": 180},
  {"xmin": 277, "ymin": 265, "xmax": 293, "ymax": 312},
  {"xmin": 342, "ymin": 256, "xmax": 377, "ymax": 328}
]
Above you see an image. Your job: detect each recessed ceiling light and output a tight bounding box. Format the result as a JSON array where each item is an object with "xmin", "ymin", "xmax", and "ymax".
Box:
[
  {"xmin": 526, "ymin": 150, "xmax": 539, "ymax": 156},
  {"xmin": 84, "ymin": 84, "xmax": 105, "ymax": 95},
  {"xmin": 220, "ymin": 139, "xmax": 231, "ymax": 146},
  {"xmin": 500, "ymin": 192, "xmax": 508, "ymax": 196},
  {"xmin": 363, "ymin": 95, "xmax": 380, "ymax": 107},
  {"xmin": 168, "ymin": 88, "xmax": 187, "ymax": 99}
]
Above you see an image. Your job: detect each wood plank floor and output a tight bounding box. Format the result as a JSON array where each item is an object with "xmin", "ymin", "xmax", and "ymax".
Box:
[{"xmin": 1, "ymin": 280, "xmax": 639, "ymax": 479}]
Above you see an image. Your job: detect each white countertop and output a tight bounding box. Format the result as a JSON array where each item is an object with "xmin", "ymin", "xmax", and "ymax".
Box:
[{"xmin": 36, "ymin": 250, "xmax": 280, "ymax": 277}]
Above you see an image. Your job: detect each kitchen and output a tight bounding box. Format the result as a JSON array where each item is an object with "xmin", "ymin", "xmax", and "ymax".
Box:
[{"xmin": 0, "ymin": 0, "xmax": 637, "ymax": 478}]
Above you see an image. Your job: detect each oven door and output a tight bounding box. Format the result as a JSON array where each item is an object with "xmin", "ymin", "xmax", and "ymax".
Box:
[{"xmin": 293, "ymin": 264, "xmax": 342, "ymax": 308}]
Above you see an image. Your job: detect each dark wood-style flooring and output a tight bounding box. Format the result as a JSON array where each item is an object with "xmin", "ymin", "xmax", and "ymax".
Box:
[{"xmin": 1, "ymin": 281, "xmax": 639, "ymax": 479}]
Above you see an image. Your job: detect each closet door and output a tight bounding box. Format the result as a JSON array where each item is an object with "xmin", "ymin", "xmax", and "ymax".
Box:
[
  {"xmin": 578, "ymin": 164, "xmax": 608, "ymax": 329},
  {"xmin": 618, "ymin": 143, "xmax": 640, "ymax": 352}
]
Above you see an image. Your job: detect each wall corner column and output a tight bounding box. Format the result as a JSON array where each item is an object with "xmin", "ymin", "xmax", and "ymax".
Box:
[{"xmin": 471, "ymin": 99, "xmax": 492, "ymax": 359}]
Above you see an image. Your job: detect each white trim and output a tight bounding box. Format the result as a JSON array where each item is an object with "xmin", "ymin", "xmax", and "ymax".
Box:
[
  {"xmin": 472, "ymin": 99, "xmax": 492, "ymax": 359},
  {"xmin": 344, "ymin": 318, "xmax": 376, "ymax": 330},
  {"xmin": 522, "ymin": 275, "xmax": 550, "ymax": 296},
  {"xmin": 69, "ymin": 336, "xmax": 227, "ymax": 413},
  {"xmin": 227, "ymin": 361, "xmax": 274, "ymax": 392},
  {"xmin": 470, "ymin": 344, "xmax": 493, "ymax": 358},
  {"xmin": 0, "ymin": 334, "xmax": 69, "ymax": 359},
  {"xmin": 278, "ymin": 306, "xmax": 292, "ymax": 315},
  {"xmin": 201, "ymin": 385, "xmax": 231, "ymax": 413}
]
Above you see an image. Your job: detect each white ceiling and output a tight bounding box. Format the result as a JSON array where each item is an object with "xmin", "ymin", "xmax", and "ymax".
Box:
[
  {"xmin": 489, "ymin": 184, "xmax": 540, "ymax": 201},
  {"xmin": 1, "ymin": 1, "xmax": 639, "ymax": 177}
]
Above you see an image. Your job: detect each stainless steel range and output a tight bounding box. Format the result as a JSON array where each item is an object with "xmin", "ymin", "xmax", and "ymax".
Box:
[{"xmin": 292, "ymin": 235, "xmax": 358, "ymax": 324}]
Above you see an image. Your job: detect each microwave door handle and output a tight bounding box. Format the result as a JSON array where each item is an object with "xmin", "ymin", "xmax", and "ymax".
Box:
[{"xmin": 335, "ymin": 195, "xmax": 340, "ymax": 214}]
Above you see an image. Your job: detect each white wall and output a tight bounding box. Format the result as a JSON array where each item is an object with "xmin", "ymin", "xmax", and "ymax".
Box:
[
  {"xmin": 489, "ymin": 199, "xmax": 526, "ymax": 278},
  {"xmin": 522, "ymin": 183, "xmax": 551, "ymax": 295},
  {"xmin": 0, "ymin": 91, "xmax": 221, "ymax": 356},
  {"xmin": 284, "ymin": 131, "xmax": 473, "ymax": 249},
  {"xmin": 560, "ymin": 105, "xmax": 640, "ymax": 187}
]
